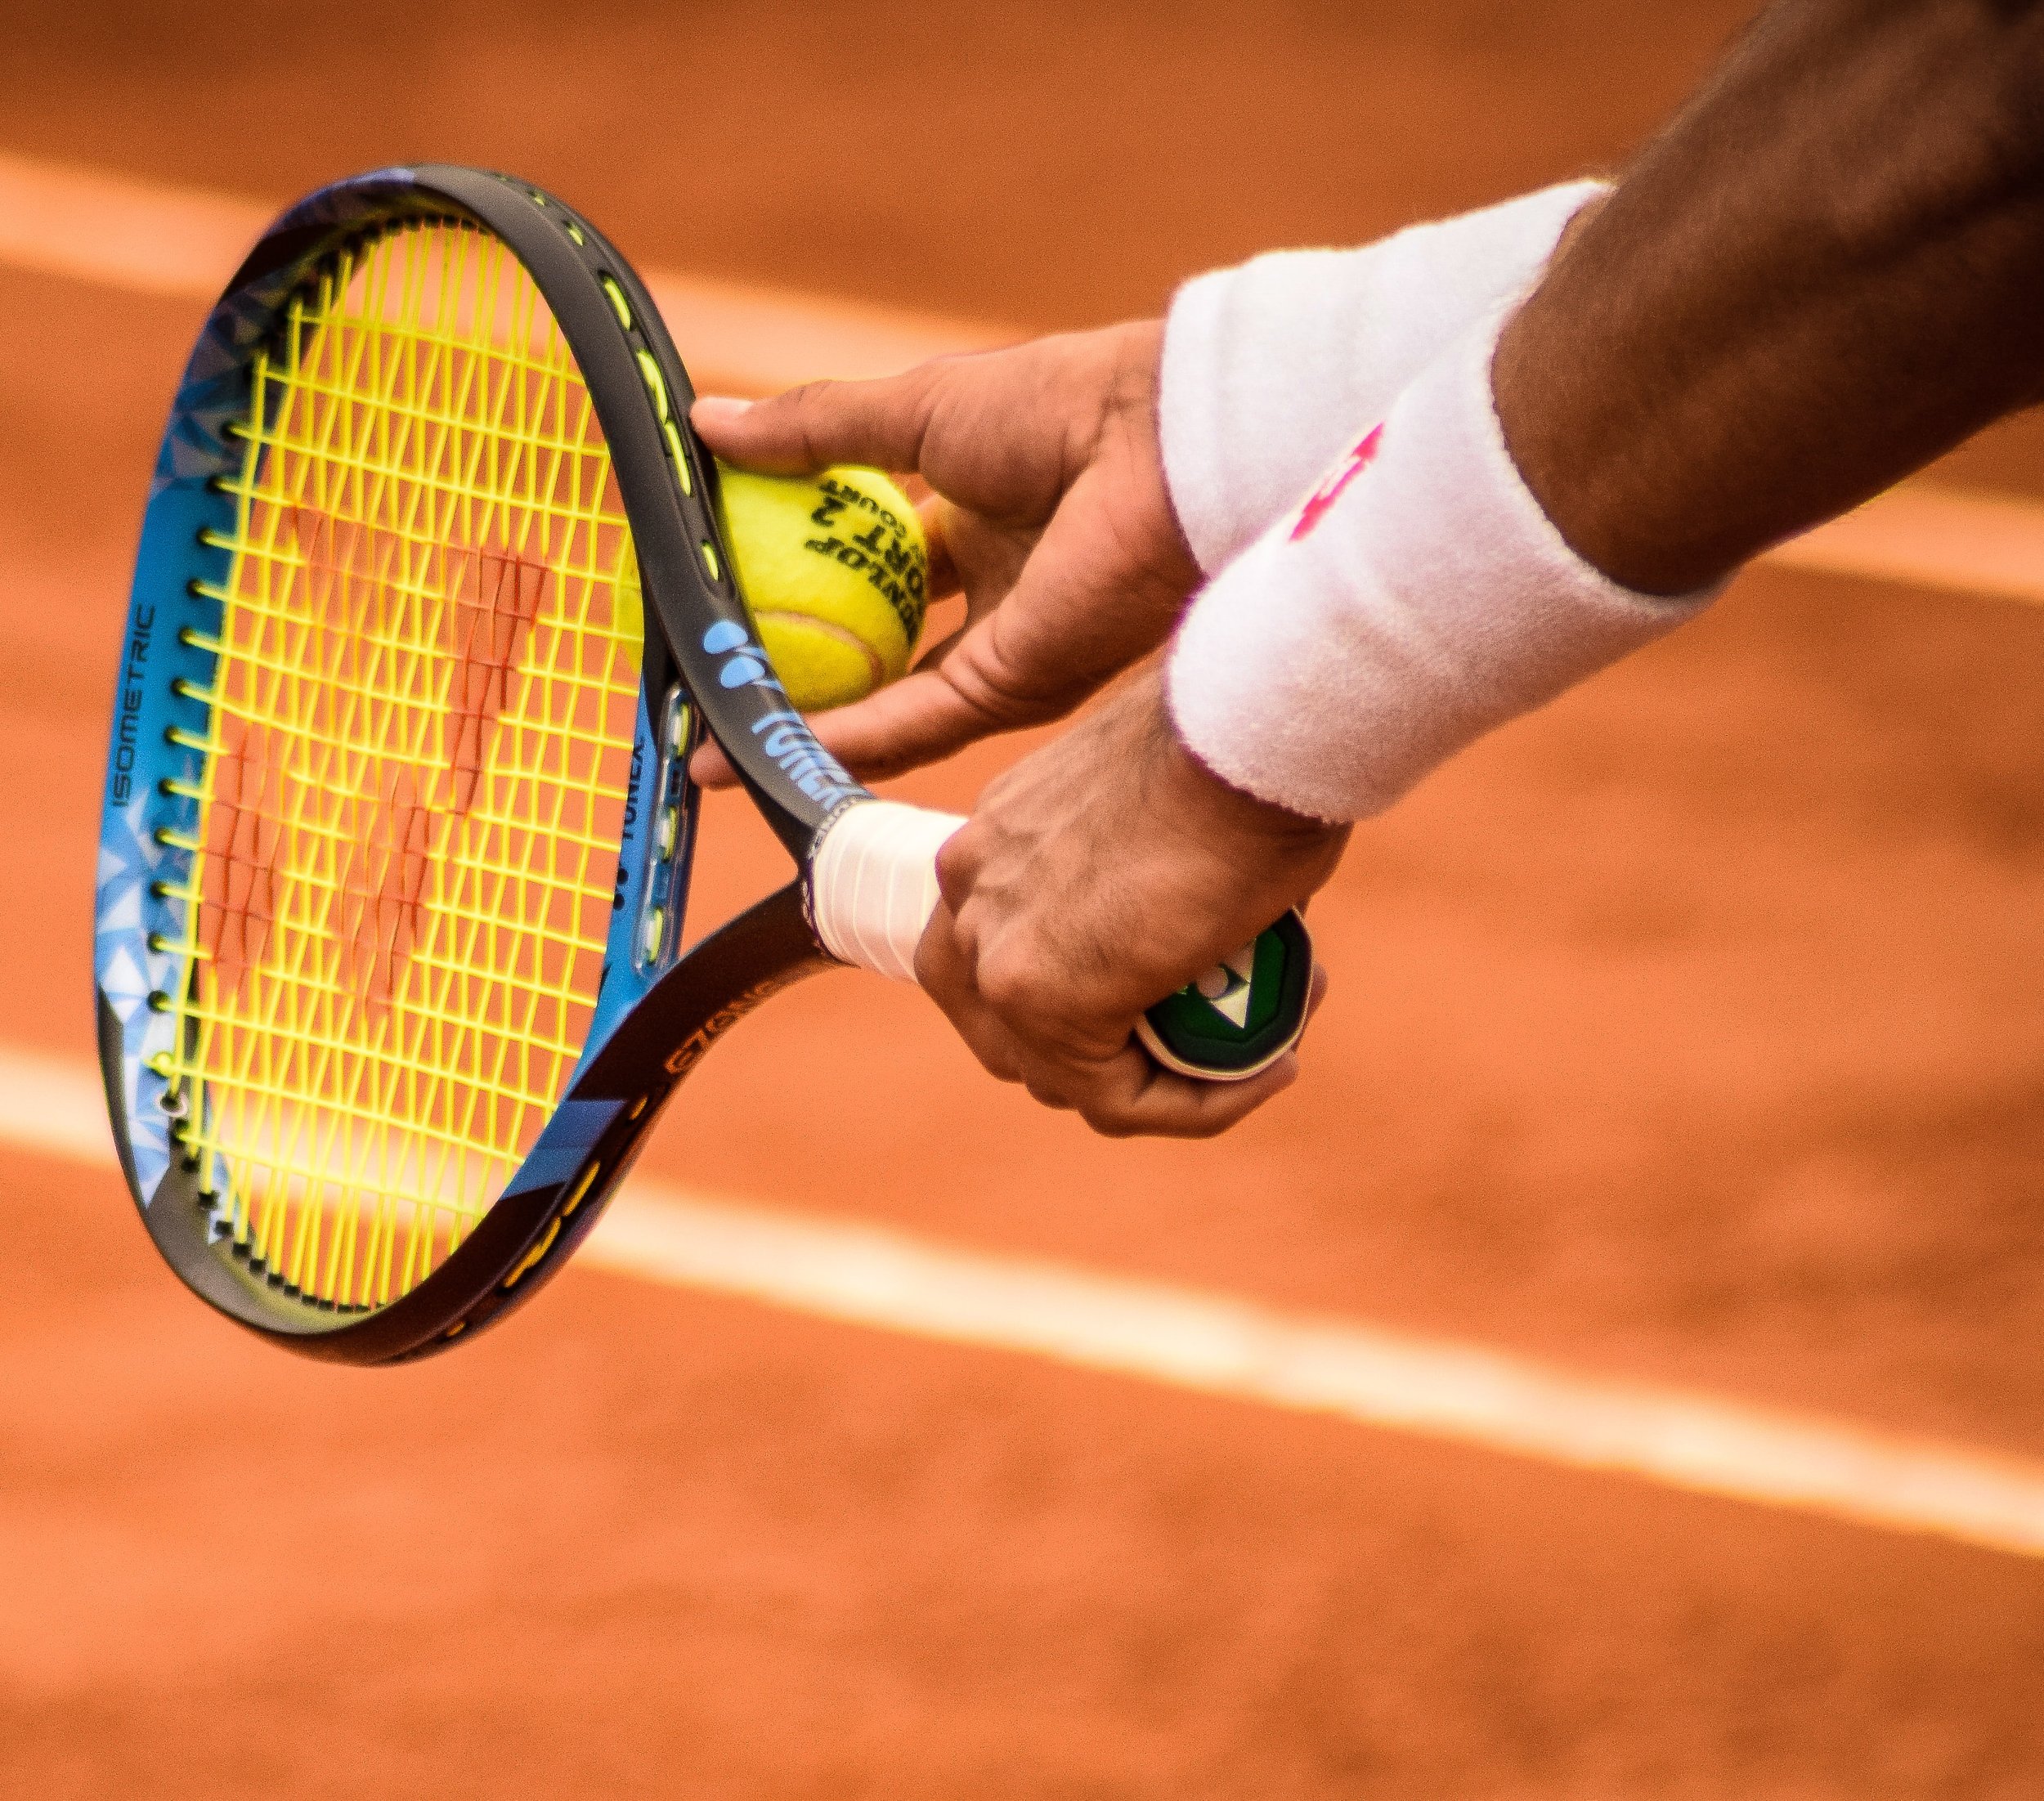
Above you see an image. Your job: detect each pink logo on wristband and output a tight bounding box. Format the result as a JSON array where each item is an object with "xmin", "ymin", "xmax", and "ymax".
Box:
[{"xmin": 1291, "ymin": 424, "xmax": 1384, "ymax": 542}]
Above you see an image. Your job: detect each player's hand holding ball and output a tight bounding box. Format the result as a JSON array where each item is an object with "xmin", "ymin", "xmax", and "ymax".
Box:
[{"xmin": 691, "ymin": 320, "xmax": 1199, "ymax": 782}]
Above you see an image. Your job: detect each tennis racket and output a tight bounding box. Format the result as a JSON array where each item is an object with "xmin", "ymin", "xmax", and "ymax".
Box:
[{"xmin": 93, "ymin": 166, "xmax": 1316, "ymax": 1364}]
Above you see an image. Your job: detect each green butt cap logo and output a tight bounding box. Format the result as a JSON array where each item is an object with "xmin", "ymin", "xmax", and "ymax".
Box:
[{"xmin": 1135, "ymin": 911, "xmax": 1315, "ymax": 1082}]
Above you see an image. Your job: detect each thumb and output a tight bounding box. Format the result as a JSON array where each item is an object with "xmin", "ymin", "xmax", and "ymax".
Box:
[
  {"xmin": 686, "ymin": 647, "xmax": 1063, "ymax": 791},
  {"xmin": 806, "ymin": 652, "xmax": 1056, "ymax": 780}
]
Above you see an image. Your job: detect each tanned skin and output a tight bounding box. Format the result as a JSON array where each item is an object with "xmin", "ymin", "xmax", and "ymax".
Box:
[
  {"xmin": 1498, "ymin": 0, "xmax": 2044, "ymax": 594},
  {"xmin": 697, "ymin": 0, "xmax": 2044, "ymax": 1137}
]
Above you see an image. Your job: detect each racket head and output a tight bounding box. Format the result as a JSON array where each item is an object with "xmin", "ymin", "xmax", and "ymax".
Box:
[{"xmin": 95, "ymin": 168, "xmax": 858, "ymax": 1362}]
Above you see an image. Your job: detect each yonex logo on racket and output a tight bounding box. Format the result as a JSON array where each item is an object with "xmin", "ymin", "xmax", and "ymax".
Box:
[
  {"xmin": 700, "ymin": 622, "xmax": 858, "ymax": 806},
  {"xmin": 750, "ymin": 710, "xmax": 857, "ymax": 806},
  {"xmin": 702, "ymin": 619, "xmax": 780, "ymax": 690}
]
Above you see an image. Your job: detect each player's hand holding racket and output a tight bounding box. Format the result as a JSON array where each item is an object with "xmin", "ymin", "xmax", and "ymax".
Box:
[
  {"xmin": 915, "ymin": 664, "xmax": 1342, "ymax": 1135},
  {"xmin": 693, "ymin": 327, "xmax": 1342, "ymax": 1135},
  {"xmin": 94, "ymin": 168, "xmax": 1320, "ymax": 1364}
]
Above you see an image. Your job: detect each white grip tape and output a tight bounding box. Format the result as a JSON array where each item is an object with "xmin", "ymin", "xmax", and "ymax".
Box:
[{"xmin": 809, "ymin": 800, "xmax": 967, "ymax": 984}]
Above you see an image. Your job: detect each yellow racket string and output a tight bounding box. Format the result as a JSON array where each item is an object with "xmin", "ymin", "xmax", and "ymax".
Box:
[{"xmin": 151, "ymin": 222, "xmax": 644, "ymax": 1310}]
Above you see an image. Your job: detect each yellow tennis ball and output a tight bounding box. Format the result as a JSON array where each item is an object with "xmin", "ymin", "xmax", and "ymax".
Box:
[{"xmin": 715, "ymin": 462, "xmax": 929, "ymax": 712}]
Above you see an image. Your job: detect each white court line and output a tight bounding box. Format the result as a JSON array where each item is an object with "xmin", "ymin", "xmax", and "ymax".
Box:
[
  {"xmin": 11, "ymin": 1044, "xmax": 2044, "ymax": 1563},
  {"xmin": 5, "ymin": 147, "xmax": 2044, "ymax": 606}
]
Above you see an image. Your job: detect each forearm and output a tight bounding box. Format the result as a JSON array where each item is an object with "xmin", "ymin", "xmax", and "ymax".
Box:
[{"xmin": 1497, "ymin": 0, "xmax": 2044, "ymax": 594}]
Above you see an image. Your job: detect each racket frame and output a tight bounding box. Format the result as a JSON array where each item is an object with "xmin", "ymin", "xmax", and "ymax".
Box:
[{"xmin": 96, "ymin": 166, "xmax": 860, "ymax": 1363}]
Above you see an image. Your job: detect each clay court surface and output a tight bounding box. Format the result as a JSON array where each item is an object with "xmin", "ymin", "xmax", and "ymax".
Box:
[{"xmin": 7, "ymin": 2, "xmax": 2044, "ymax": 1794}]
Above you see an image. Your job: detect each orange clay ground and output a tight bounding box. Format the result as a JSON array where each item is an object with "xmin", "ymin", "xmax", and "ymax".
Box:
[{"xmin": 6, "ymin": 2, "xmax": 2044, "ymax": 1794}]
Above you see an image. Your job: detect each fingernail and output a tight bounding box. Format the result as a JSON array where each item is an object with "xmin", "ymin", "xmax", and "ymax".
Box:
[{"xmin": 690, "ymin": 395, "xmax": 754, "ymax": 428}]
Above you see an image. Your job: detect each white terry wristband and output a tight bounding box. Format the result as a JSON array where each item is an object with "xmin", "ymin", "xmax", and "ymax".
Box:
[
  {"xmin": 1159, "ymin": 179, "xmax": 1608, "ymax": 576},
  {"xmin": 1165, "ymin": 311, "xmax": 1718, "ymax": 823}
]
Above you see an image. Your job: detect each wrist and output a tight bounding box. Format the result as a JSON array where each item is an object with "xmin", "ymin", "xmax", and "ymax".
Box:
[
  {"xmin": 1154, "ymin": 688, "xmax": 1338, "ymax": 852},
  {"xmin": 1110, "ymin": 317, "xmax": 1204, "ymax": 598}
]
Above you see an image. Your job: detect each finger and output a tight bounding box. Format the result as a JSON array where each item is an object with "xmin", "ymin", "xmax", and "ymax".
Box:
[
  {"xmin": 840, "ymin": 661, "xmax": 1078, "ymax": 779},
  {"xmin": 917, "ymin": 465, "xmax": 1186, "ymax": 719},
  {"xmin": 685, "ymin": 619, "xmax": 1057, "ymax": 790},
  {"xmin": 689, "ymin": 668, "xmax": 998, "ymax": 788},
  {"xmin": 914, "ymin": 876, "xmax": 1304, "ymax": 1136},
  {"xmin": 1057, "ymin": 1044, "xmax": 1300, "ymax": 1140},
  {"xmin": 1307, "ymin": 962, "xmax": 1331, "ymax": 1018},
  {"xmin": 688, "ymin": 736, "xmax": 740, "ymax": 789},
  {"xmin": 917, "ymin": 494, "xmax": 961, "ymax": 600},
  {"xmin": 810, "ymin": 679, "xmax": 993, "ymax": 781},
  {"xmin": 690, "ymin": 364, "xmax": 949, "ymax": 475},
  {"xmin": 688, "ymin": 662, "xmax": 997, "ymax": 788},
  {"xmin": 907, "ymin": 617, "xmax": 968, "ymax": 675},
  {"xmin": 765, "ymin": 480, "xmax": 1163, "ymax": 785},
  {"xmin": 912, "ymin": 902, "xmax": 1028, "ymax": 1087}
]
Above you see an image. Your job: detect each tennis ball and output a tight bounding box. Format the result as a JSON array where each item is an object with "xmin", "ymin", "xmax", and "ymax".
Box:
[{"xmin": 715, "ymin": 462, "xmax": 928, "ymax": 713}]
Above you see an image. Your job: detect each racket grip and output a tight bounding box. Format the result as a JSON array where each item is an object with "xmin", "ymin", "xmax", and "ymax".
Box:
[
  {"xmin": 809, "ymin": 800, "xmax": 966, "ymax": 983},
  {"xmin": 809, "ymin": 800, "xmax": 1316, "ymax": 1083}
]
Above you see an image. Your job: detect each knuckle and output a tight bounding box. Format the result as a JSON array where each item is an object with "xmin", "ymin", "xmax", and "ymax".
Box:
[
  {"xmin": 910, "ymin": 922, "xmax": 956, "ymax": 997},
  {"xmin": 786, "ymin": 387, "xmax": 844, "ymax": 464},
  {"xmin": 777, "ymin": 378, "xmax": 840, "ymax": 416},
  {"xmin": 974, "ymin": 945, "xmax": 1042, "ymax": 1019},
  {"xmin": 939, "ymin": 650, "xmax": 1067, "ymax": 732},
  {"xmin": 932, "ymin": 823, "xmax": 980, "ymax": 894}
]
